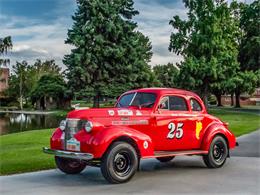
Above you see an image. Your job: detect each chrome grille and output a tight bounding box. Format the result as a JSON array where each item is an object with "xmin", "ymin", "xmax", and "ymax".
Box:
[{"xmin": 65, "ymin": 119, "xmax": 84, "ymax": 140}]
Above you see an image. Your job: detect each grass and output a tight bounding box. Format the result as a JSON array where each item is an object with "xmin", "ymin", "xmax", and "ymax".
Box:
[
  {"xmin": 209, "ymin": 109, "xmax": 260, "ymax": 137},
  {"xmin": 0, "ymin": 129, "xmax": 55, "ymax": 175},
  {"xmin": 71, "ymin": 100, "xmax": 115, "ymax": 108},
  {"xmin": 51, "ymin": 110, "xmax": 71, "ymax": 117},
  {"xmin": 71, "ymin": 100, "xmax": 91, "ymax": 107},
  {"xmin": 0, "ymin": 109, "xmax": 259, "ymax": 175}
]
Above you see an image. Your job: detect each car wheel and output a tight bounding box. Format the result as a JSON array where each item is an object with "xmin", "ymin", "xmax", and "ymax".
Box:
[
  {"xmin": 156, "ymin": 156, "xmax": 175, "ymax": 162},
  {"xmin": 101, "ymin": 141, "xmax": 138, "ymax": 184},
  {"xmin": 55, "ymin": 156, "xmax": 86, "ymax": 174},
  {"xmin": 203, "ymin": 136, "xmax": 228, "ymax": 168}
]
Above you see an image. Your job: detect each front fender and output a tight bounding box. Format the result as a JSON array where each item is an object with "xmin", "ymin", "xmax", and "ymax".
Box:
[
  {"xmin": 201, "ymin": 122, "xmax": 236, "ymax": 151},
  {"xmin": 90, "ymin": 126, "xmax": 154, "ymax": 159}
]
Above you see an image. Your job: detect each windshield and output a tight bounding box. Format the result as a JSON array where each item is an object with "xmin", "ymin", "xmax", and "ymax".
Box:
[{"xmin": 116, "ymin": 92, "xmax": 157, "ymax": 108}]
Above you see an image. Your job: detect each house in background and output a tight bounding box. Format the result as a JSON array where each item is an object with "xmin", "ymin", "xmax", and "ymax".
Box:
[
  {"xmin": 0, "ymin": 68, "xmax": 9, "ymax": 96},
  {"xmin": 35, "ymin": 96, "xmax": 71, "ymax": 110},
  {"xmin": 221, "ymin": 88, "xmax": 260, "ymax": 106}
]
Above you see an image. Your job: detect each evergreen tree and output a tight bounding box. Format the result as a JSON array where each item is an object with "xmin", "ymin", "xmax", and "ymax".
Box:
[{"xmin": 64, "ymin": 0, "xmax": 154, "ymax": 107}]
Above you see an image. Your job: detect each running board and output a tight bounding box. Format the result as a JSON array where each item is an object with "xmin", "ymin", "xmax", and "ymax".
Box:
[{"xmin": 143, "ymin": 150, "xmax": 208, "ymax": 159}]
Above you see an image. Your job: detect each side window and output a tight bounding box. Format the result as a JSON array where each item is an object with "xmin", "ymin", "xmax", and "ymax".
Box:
[
  {"xmin": 158, "ymin": 97, "xmax": 169, "ymax": 110},
  {"xmin": 169, "ymin": 96, "xmax": 188, "ymax": 111},
  {"xmin": 190, "ymin": 98, "xmax": 202, "ymax": 111}
]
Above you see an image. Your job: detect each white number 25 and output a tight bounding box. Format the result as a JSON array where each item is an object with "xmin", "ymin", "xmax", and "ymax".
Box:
[{"xmin": 167, "ymin": 122, "xmax": 184, "ymax": 139}]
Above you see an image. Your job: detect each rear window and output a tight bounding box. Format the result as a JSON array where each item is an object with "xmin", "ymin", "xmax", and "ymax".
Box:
[
  {"xmin": 169, "ymin": 96, "xmax": 188, "ymax": 111},
  {"xmin": 190, "ymin": 98, "xmax": 202, "ymax": 111},
  {"xmin": 158, "ymin": 96, "xmax": 188, "ymax": 111}
]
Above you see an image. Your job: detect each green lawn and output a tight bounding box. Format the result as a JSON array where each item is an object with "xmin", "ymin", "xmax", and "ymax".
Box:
[
  {"xmin": 0, "ymin": 129, "xmax": 55, "ymax": 175},
  {"xmin": 0, "ymin": 109, "xmax": 259, "ymax": 175},
  {"xmin": 209, "ymin": 109, "xmax": 260, "ymax": 136}
]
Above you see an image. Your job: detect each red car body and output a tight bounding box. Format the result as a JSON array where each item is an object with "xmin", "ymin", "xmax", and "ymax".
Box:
[
  {"xmin": 49, "ymin": 88, "xmax": 236, "ymax": 159},
  {"xmin": 44, "ymin": 88, "xmax": 237, "ymax": 183}
]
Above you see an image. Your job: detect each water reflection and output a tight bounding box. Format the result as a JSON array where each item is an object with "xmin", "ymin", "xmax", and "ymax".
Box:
[{"xmin": 0, "ymin": 113, "xmax": 63, "ymax": 135}]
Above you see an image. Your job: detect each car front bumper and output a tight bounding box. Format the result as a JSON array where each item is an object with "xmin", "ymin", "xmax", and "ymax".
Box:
[{"xmin": 43, "ymin": 147, "xmax": 94, "ymax": 161}]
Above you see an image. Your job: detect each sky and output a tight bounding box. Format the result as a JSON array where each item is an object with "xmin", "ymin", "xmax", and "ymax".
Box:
[{"xmin": 0, "ymin": 0, "xmax": 252, "ymax": 69}]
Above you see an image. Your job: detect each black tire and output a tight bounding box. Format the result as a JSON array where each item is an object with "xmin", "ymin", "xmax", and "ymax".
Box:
[
  {"xmin": 55, "ymin": 156, "xmax": 86, "ymax": 174},
  {"xmin": 156, "ymin": 156, "xmax": 175, "ymax": 163},
  {"xmin": 101, "ymin": 141, "xmax": 138, "ymax": 184},
  {"xmin": 203, "ymin": 136, "xmax": 228, "ymax": 168}
]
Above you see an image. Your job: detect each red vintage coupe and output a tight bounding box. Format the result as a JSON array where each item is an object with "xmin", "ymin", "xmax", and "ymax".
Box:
[{"xmin": 43, "ymin": 88, "xmax": 237, "ymax": 183}]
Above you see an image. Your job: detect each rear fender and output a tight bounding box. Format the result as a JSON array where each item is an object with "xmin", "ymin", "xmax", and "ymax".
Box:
[
  {"xmin": 91, "ymin": 126, "xmax": 154, "ymax": 159},
  {"xmin": 201, "ymin": 122, "xmax": 236, "ymax": 151}
]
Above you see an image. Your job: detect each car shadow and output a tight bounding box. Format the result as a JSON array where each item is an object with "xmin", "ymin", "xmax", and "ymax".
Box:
[
  {"xmin": 22, "ymin": 156, "xmax": 212, "ymax": 187},
  {"xmin": 139, "ymin": 156, "xmax": 206, "ymax": 172}
]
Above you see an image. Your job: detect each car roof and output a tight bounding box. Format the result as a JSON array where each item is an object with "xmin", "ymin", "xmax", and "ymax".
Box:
[{"xmin": 126, "ymin": 88, "xmax": 200, "ymax": 98}]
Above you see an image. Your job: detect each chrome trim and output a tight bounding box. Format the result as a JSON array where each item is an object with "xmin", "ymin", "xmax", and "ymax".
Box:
[
  {"xmin": 64, "ymin": 119, "xmax": 85, "ymax": 146},
  {"xmin": 43, "ymin": 147, "xmax": 94, "ymax": 161}
]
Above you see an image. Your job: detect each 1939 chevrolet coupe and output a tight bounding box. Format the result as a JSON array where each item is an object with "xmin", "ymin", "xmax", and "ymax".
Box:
[{"xmin": 43, "ymin": 88, "xmax": 237, "ymax": 183}]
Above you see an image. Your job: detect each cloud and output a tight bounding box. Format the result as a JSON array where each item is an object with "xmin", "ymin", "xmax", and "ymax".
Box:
[
  {"xmin": 152, "ymin": 53, "xmax": 183, "ymax": 66},
  {"xmin": 1, "ymin": 0, "xmax": 186, "ymax": 69},
  {"xmin": 0, "ymin": 14, "xmax": 73, "ymax": 68},
  {"xmin": 134, "ymin": 0, "xmax": 186, "ymax": 66},
  {"xmin": 12, "ymin": 44, "xmax": 48, "ymax": 56},
  {"xmin": 9, "ymin": 44, "xmax": 49, "ymax": 58}
]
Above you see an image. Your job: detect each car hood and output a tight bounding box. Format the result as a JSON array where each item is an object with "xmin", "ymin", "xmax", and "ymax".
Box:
[{"xmin": 67, "ymin": 107, "xmax": 151, "ymax": 121}]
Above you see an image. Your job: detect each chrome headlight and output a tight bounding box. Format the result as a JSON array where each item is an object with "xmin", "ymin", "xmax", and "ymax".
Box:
[
  {"xmin": 59, "ymin": 120, "xmax": 66, "ymax": 131},
  {"xmin": 84, "ymin": 121, "xmax": 93, "ymax": 133}
]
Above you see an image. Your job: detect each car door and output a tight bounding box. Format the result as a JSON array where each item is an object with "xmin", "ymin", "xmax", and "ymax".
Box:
[
  {"xmin": 152, "ymin": 95, "xmax": 197, "ymax": 151},
  {"xmin": 188, "ymin": 97, "xmax": 208, "ymax": 148}
]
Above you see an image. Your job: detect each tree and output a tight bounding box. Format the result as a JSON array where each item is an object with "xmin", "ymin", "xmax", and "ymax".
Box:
[
  {"xmin": 233, "ymin": 71, "xmax": 258, "ymax": 107},
  {"xmin": 11, "ymin": 61, "xmax": 30, "ymax": 109},
  {"xmin": 210, "ymin": 82, "xmax": 226, "ymax": 107},
  {"xmin": 28, "ymin": 59, "xmax": 62, "ymax": 94},
  {"xmin": 64, "ymin": 0, "xmax": 155, "ymax": 107},
  {"xmin": 223, "ymin": 77, "xmax": 237, "ymax": 106},
  {"xmin": 169, "ymin": 0, "xmax": 239, "ymax": 106},
  {"xmin": 238, "ymin": 1, "xmax": 260, "ymax": 72},
  {"xmin": 30, "ymin": 74, "xmax": 70, "ymax": 110},
  {"xmin": 33, "ymin": 59, "xmax": 61, "ymax": 78},
  {"xmin": 5, "ymin": 59, "xmax": 63, "ymax": 109},
  {"xmin": 233, "ymin": 1, "xmax": 260, "ymax": 107},
  {"xmin": 0, "ymin": 36, "xmax": 12, "ymax": 67},
  {"xmin": 153, "ymin": 63, "xmax": 179, "ymax": 88}
]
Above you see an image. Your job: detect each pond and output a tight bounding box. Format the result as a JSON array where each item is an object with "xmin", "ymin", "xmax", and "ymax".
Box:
[{"xmin": 0, "ymin": 113, "xmax": 64, "ymax": 135}]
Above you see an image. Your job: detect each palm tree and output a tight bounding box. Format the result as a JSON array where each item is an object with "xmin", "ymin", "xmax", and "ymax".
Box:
[{"xmin": 0, "ymin": 36, "xmax": 13, "ymax": 66}]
